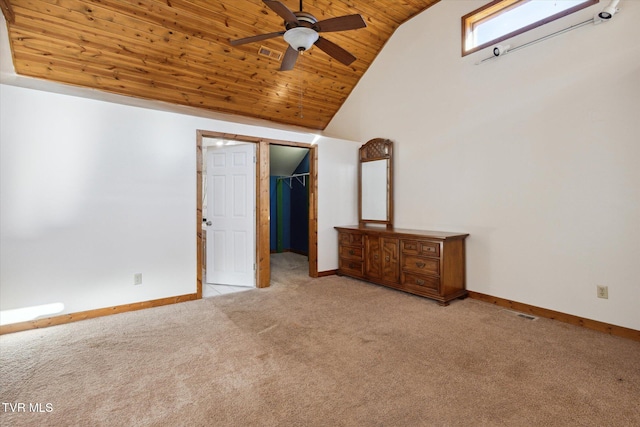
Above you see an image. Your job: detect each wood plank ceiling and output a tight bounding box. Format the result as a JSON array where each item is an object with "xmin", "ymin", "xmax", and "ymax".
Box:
[{"xmin": 1, "ymin": 0, "xmax": 439, "ymax": 130}]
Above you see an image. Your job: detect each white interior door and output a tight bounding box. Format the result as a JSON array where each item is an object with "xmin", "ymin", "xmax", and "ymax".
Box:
[{"xmin": 206, "ymin": 143, "xmax": 256, "ymax": 287}]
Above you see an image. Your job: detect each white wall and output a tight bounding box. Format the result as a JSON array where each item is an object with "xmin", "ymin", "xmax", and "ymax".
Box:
[
  {"xmin": 0, "ymin": 83, "xmax": 358, "ymax": 320},
  {"xmin": 325, "ymin": 1, "xmax": 640, "ymax": 329},
  {"xmin": 317, "ymin": 138, "xmax": 360, "ymax": 272}
]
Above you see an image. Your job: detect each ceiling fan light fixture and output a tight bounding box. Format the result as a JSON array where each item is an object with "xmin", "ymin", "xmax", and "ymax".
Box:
[{"xmin": 283, "ymin": 27, "xmax": 319, "ymax": 51}]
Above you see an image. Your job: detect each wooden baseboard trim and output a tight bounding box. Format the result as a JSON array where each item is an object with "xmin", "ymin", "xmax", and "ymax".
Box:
[
  {"xmin": 0, "ymin": 293, "xmax": 198, "ymax": 335},
  {"xmin": 317, "ymin": 269, "xmax": 337, "ymax": 277},
  {"xmin": 8, "ymin": 289, "xmax": 635, "ymax": 341},
  {"xmin": 468, "ymin": 291, "xmax": 640, "ymax": 342}
]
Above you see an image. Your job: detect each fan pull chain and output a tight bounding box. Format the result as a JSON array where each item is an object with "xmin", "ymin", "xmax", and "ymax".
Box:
[{"xmin": 298, "ymin": 54, "xmax": 304, "ymax": 119}]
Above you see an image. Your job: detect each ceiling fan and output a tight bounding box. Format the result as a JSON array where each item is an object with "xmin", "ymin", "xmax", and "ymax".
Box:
[{"xmin": 229, "ymin": 0, "xmax": 366, "ymax": 71}]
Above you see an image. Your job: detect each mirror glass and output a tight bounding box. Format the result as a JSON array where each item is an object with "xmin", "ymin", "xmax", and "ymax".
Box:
[{"xmin": 361, "ymin": 160, "xmax": 388, "ymax": 221}]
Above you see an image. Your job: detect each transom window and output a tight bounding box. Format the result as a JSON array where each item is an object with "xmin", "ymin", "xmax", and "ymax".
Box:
[{"xmin": 462, "ymin": 0, "xmax": 599, "ymax": 56}]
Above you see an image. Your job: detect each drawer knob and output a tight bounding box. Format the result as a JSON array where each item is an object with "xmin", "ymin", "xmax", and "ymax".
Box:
[
  {"xmin": 415, "ymin": 262, "xmax": 426, "ymax": 268},
  {"xmin": 416, "ymin": 279, "xmax": 425, "ymax": 286},
  {"xmin": 385, "ymin": 256, "xmax": 390, "ymax": 262},
  {"xmin": 427, "ymin": 247, "xmax": 435, "ymax": 252},
  {"xmin": 349, "ymin": 249, "xmax": 355, "ymax": 255},
  {"xmin": 349, "ymin": 263, "xmax": 355, "ymax": 268}
]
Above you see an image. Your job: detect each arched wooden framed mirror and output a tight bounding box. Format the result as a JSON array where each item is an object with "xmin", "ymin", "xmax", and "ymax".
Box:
[{"xmin": 358, "ymin": 138, "xmax": 393, "ymax": 228}]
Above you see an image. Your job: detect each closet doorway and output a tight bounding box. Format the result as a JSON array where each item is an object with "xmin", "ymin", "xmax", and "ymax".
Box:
[
  {"xmin": 196, "ymin": 131, "xmax": 318, "ymax": 299},
  {"xmin": 270, "ymin": 145, "xmax": 310, "ymax": 257}
]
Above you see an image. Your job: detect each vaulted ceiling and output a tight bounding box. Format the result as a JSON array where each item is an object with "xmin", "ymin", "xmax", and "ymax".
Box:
[{"xmin": 1, "ymin": 0, "xmax": 439, "ymax": 130}]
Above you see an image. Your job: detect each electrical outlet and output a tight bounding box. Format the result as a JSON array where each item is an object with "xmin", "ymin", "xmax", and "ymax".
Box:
[
  {"xmin": 134, "ymin": 273, "xmax": 143, "ymax": 285},
  {"xmin": 597, "ymin": 285, "xmax": 608, "ymax": 299}
]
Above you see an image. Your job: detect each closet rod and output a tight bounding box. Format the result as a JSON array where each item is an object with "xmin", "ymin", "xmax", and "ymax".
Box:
[
  {"xmin": 277, "ymin": 172, "xmax": 309, "ymax": 188},
  {"xmin": 277, "ymin": 172, "xmax": 309, "ymax": 179}
]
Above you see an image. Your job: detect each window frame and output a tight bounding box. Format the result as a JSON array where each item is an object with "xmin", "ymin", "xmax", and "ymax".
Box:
[{"xmin": 461, "ymin": 0, "xmax": 599, "ymax": 57}]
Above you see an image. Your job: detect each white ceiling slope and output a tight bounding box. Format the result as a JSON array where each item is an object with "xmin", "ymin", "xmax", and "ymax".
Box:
[{"xmin": 269, "ymin": 145, "xmax": 309, "ymax": 177}]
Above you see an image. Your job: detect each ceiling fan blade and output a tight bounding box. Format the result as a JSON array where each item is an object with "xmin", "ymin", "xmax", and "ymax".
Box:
[
  {"xmin": 314, "ymin": 14, "xmax": 366, "ymax": 32},
  {"xmin": 229, "ymin": 31, "xmax": 285, "ymax": 46},
  {"xmin": 280, "ymin": 46, "xmax": 300, "ymax": 71},
  {"xmin": 314, "ymin": 37, "xmax": 356, "ymax": 66},
  {"xmin": 263, "ymin": 0, "xmax": 299, "ymax": 26}
]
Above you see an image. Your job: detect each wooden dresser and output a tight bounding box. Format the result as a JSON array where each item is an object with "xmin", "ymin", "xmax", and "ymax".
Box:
[{"xmin": 335, "ymin": 226, "xmax": 469, "ymax": 306}]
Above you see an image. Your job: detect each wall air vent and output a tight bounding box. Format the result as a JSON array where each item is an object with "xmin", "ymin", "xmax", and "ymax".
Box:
[{"xmin": 258, "ymin": 46, "xmax": 283, "ymax": 61}]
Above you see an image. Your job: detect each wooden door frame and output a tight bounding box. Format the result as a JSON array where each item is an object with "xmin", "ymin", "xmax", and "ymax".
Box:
[{"xmin": 196, "ymin": 130, "xmax": 318, "ymax": 298}]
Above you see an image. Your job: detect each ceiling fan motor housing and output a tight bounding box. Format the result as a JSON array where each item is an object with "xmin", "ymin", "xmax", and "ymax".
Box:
[
  {"xmin": 284, "ymin": 12, "xmax": 319, "ymax": 51},
  {"xmin": 285, "ymin": 12, "xmax": 318, "ymax": 29}
]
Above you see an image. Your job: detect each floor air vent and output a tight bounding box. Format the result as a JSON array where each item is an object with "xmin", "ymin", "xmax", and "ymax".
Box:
[
  {"xmin": 503, "ymin": 309, "xmax": 539, "ymax": 321},
  {"xmin": 258, "ymin": 46, "xmax": 283, "ymax": 61}
]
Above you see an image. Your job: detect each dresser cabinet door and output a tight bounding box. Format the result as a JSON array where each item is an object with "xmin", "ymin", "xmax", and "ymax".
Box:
[
  {"xmin": 381, "ymin": 237, "xmax": 399, "ymax": 283},
  {"xmin": 365, "ymin": 236, "xmax": 382, "ymax": 279},
  {"xmin": 364, "ymin": 236, "xmax": 399, "ymax": 283}
]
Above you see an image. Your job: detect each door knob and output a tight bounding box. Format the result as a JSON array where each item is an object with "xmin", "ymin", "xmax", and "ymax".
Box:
[{"xmin": 206, "ymin": 221, "xmax": 212, "ymax": 226}]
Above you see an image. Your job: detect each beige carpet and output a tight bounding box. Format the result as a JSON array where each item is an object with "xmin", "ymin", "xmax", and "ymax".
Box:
[{"xmin": 1, "ymin": 252, "xmax": 639, "ymax": 426}]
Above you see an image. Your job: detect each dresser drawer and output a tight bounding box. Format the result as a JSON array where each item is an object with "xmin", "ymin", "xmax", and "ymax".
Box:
[
  {"xmin": 402, "ymin": 255, "xmax": 440, "ymax": 276},
  {"xmin": 401, "ymin": 239, "xmax": 440, "ymax": 257},
  {"xmin": 339, "ymin": 258, "xmax": 364, "ymax": 277},
  {"xmin": 339, "ymin": 245, "xmax": 363, "ymax": 260},
  {"xmin": 401, "ymin": 272, "xmax": 440, "ymax": 293},
  {"xmin": 339, "ymin": 232, "xmax": 364, "ymax": 246}
]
